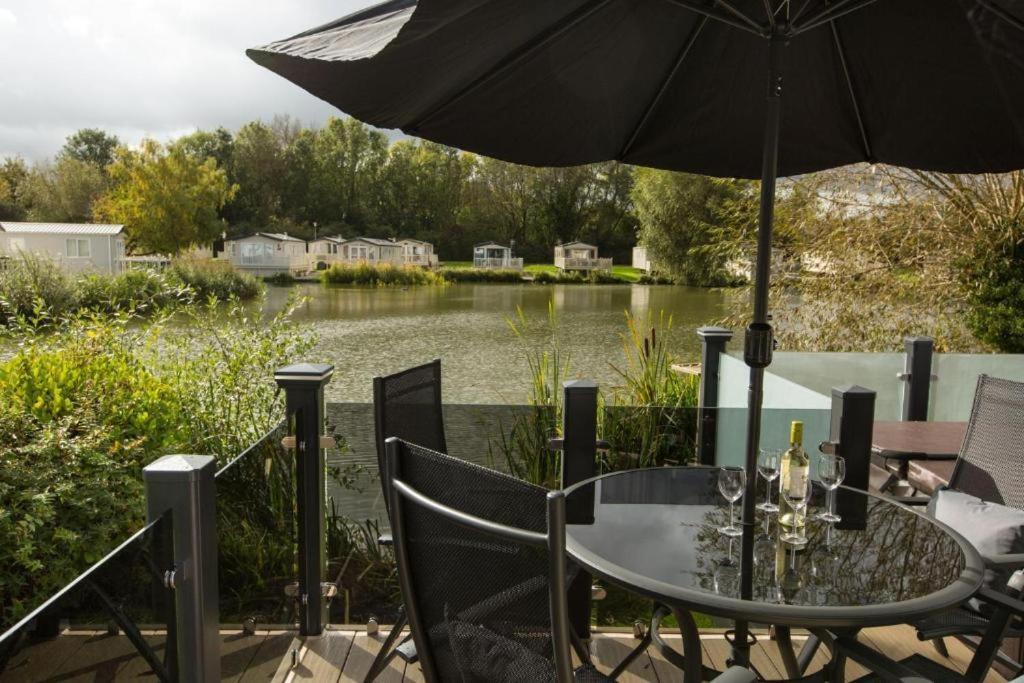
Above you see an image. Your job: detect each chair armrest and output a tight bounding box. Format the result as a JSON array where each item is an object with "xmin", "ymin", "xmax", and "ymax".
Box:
[
  {"xmin": 377, "ymin": 533, "xmax": 393, "ymax": 546},
  {"xmin": 982, "ymin": 553, "xmax": 1024, "ymax": 571},
  {"xmin": 975, "ymin": 586, "xmax": 1024, "ymax": 618}
]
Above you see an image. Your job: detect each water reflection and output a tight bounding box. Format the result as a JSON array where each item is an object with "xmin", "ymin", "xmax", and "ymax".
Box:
[{"xmin": 264, "ymin": 283, "xmax": 731, "ymax": 403}]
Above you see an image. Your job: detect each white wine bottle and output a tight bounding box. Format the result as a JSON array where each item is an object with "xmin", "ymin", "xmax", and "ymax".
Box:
[{"xmin": 779, "ymin": 420, "xmax": 809, "ymax": 529}]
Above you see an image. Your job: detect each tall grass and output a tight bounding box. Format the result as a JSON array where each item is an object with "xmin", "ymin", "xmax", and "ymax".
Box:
[
  {"xmin": 493, "ymin": 303, "xmax": 568, "ymax": 488},
  {"xmin": 0, "ymin": 255, "xmax": 261, "ymax": 325},
  {"xmin": 320, "ymin": 261, "xmax": 446, "ymax": 287},
  {"xmin": 440, "ymin": 267, "xmax": 524, "ymax": 283}
]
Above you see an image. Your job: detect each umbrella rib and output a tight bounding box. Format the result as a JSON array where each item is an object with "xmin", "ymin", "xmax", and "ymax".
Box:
[
  {"xmin": 977, "ymin": 0, "xmax": 1024, "ymax": 31},
  {"xmin": 407, "ymin": 0, "xmax": 616, "ymax": 131},
  {"xmin": 829, "ymin": 16, "xmax": 873, "ymax": 161},
  {"xmin": 619, "ymin": 16, "xmax": 709, "ymax": 159},
  {"xmin": 713, "ymin": 0, "xmax": 768, "ymax": 33},
  {"xmin": 662, "ymin": 0, "xmax": 767, "ymax": 36},
  {"xmin": 791, "ymin": 0, "xmax": 879, "ymax": 35}
]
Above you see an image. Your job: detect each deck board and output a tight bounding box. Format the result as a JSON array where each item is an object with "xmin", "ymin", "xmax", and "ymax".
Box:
[{"xmin": 0, "ymin": 625, "xmax": 1009, "ymax": 681}]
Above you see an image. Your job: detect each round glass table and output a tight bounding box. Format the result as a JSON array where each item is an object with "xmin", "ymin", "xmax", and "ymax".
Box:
[{"xmin": 563, "ymin": 466, "xmax": 984, "ymax": 680}]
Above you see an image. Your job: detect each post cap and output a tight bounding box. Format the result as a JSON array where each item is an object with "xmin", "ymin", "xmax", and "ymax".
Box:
[
  {"xmin": 904, "ymin": 336, "xmax": 934, "ymax": 347},
  {"xmin": 563, "ymin": 378, "xmax": 598, "ymax": 391},
  {"xmin": 143, "ymin": 454, "xmax": 216, "ymax": 481},
  {"xmin": 831, "ymin": 384, "xmax": 877, "ymax": 398},
  {"xmin": 697, "ymin": 326, "xmax": 733, "ymax": 341},
  {"xmin": 274, "ymin": 363, "xmax": 334, "ymax": 387}
]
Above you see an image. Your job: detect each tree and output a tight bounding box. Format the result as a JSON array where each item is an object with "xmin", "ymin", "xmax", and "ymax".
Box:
[
  {"xmin": 59, "ymin": 129, "xmax": 121, "ymax": 171},
  {"xmin": 228, "ymin": 122, "xmax": 285, "ymax": 226},
  {"xmin": 311, "ymin": 117, "xmax": 388, "ymax": 231},
  {"xmin": 632, "ymin": 168, "xmax": 753, "ymax": 285},
  {"xmin": 95, "ymin": 140, "xmax": 237, "ymax": 254},
  {"xmin": 0, "ymin": 157, "xmax": 28, "ymax": 220},
  {"xmin": 20, "ymin": 157, "xmax": 107, "ymax": 223},
  {"xmin": 173, "ymin": 128, "xmax": 234, "ymax": 171}
]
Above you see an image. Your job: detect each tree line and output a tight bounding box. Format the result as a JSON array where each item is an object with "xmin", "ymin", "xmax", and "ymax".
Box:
[{"xmin": 0, "ymin": 118, "xmax": 664, "ymax": 264}]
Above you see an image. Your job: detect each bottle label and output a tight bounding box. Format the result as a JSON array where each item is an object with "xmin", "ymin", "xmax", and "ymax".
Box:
[{"xmin": 787, "ymin": 466, "xmax": 808, "ymax": 496}]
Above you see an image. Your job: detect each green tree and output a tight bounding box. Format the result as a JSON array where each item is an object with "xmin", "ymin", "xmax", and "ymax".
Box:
[
  {"xmin": 0, "ymin": 157, "xmax": 28, "ymax": 220},
  {"xmin": 229, "ymin": 121, "xmax": 285, "ymax": 226},
  {"xmin": 20, "ymin": 157, "xmax": 107, "ymax": 223},
  {"xmin": 59, "ymin": 128, "xmax": 121, "ymax": 171},
  {"xmin": 95, "ymin": 139, "xmax": 237, "ymax": 254},
  {"xmin": 173, "ymin": 128, "xmax": 234, "ymax": 170},
  {"xmin": 632, "ymin": 168, "xmax": 752, "ymax": 285},
  {"xmin": 311, "ymin": 117, "xmax": 388, "ymax": 231}
]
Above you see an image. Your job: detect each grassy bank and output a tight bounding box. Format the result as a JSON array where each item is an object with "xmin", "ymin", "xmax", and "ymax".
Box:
[
  {"xmin": 0, "ymin": 256, "xmax": 262, "ymax": 325},
  {"xmin": 325, "ymin": 261, "xmax": 672, "ymax": 286}
]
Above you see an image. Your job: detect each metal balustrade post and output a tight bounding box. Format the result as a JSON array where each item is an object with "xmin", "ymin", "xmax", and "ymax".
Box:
[
  {"xmin": 697, "ymin": 326, "xmax": 733, "ymax": 465},
  {"xmin": 820, "ymin": 385, "xmax": 876, "ymax": 531},
  {"xmin": 561, "ymin": 379, "xmax": 599, "ymax": 640},
  {"xmin": 144, "ymin": 455, "xmax": 219, "ymax": 683},
  {"xmin": 275, "ymin": 363, "xmax": 333, "ymax": 636},
  {"xmin": 901, "ymin": 336, "xmax": 934, "ymax": 421}
]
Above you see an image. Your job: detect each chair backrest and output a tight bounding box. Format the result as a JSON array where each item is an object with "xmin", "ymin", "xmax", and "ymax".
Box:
[
  {"xmin": 373, "ymin": 360, "xmax": 447, "ymax": 510},
  {"xmin": 950, "ymin": 374, "xmax": 1024, "ymax": 510},
  {"xmin": 385, "ymin": 438, "xmax": 573, "ymax": 683}
]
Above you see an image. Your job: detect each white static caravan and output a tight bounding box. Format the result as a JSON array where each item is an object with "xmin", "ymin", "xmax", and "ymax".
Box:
[
  {"xmin": 473, "ymin": 242, "xmax": 523, "ymax": 270},
  {"xmin": 339, "ymin": 237, "xmax": 404, "ymax": 265},
  {"xmin": 222, "ymin": 232, "xmax": 309, "ymax": 277},
  {"xmin": 554, "ymin": 241, "xmax": 612, "ymax": 272},
  {"xmin": 0, "ymin": 222, "xmax": 126, "ymax": 274},
  {"xmin": 397, "ymin": 238, "xmax": 439, "ymax": 267}
]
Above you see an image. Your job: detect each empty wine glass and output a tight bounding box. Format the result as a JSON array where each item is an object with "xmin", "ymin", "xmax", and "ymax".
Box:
[
  {"xmin": 718, "ymin": 466, "xmax": 745, "ymax": 538},
  {"xmin": 756, "ymin": 448, "xmax": 781, "ymax": 513},
  {"xmin": 816, "ymin": 454, "xmax": 846, "ymax": 523},
  {"xmin": 780, "ymin": 471, "xmax": 811, "ymax": 546}
]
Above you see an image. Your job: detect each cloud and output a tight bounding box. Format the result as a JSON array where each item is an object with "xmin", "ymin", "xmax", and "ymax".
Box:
[{"xmin": 0, "ymin": 0, "xmax": 376, "ymax": 160}]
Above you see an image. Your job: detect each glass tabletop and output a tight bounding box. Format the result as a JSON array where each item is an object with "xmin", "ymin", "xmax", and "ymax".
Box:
[{"xmin": 564, "ymin": 467, "xmax": 984, "ymax": 627}]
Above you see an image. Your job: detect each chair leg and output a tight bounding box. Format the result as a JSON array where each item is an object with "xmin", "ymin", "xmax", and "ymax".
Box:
[
  {"xmin": 608, "ymin": 625, "xmax": 652, "ymax": 680},
  {"xmin": 932, "ymin": 637, "xmax": 950, "ymax": 658},
  {"xmin": 364, "ymin": 609, "xmax": 409, "ymax": 683}
]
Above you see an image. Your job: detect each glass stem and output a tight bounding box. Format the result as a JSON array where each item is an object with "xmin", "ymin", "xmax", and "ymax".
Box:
[
  {"xmin": 729, "ymin": 502, "xmax": 734, "ymax": 529},
  {"xmin": 828, "ymin": 488, "xmax": 834, "ymax": 516},
  {"xmin": 765, "ymin": 480, "xmax": 772, "ymax": 508}
]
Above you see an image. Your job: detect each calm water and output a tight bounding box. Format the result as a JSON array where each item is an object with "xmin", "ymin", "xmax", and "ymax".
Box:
[{"xmin": 264, "ymin": 283, "xmax": 733, "ymax": 404}]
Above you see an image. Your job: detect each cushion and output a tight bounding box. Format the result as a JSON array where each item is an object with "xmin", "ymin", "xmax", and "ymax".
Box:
[
  {"xmin": 446, "ymin": 616, "xmax": 554, "ymax": 683},
  {"xmin": 928, "ymin": 488, "xmax": 1024, "ymax": 607}
]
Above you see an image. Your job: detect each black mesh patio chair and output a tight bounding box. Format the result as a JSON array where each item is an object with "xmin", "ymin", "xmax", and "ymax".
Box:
[
  {"xmin": 384, "ymin": 437, "xmax": 756, "ymax": 683},
  {"xmin": 886, "ymin": 374, "xmax": 1024, "ymax": 680},
  {"xmin": 365, "ymin": 360, "xmax": 447, "ymax": 682}
]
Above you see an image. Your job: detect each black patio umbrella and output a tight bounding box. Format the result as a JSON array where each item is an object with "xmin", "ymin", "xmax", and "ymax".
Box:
[{"xmin": 248, "ymin": 0, "xmax": 1024, "ymax": 665}]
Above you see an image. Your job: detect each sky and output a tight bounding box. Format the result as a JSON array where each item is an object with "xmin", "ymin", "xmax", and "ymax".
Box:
[{"xmin": 0, "ymin": 0, "xmax": 379, "ymax": 161}]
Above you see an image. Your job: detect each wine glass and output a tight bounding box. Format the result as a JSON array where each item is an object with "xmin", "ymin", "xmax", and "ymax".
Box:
[
  {"xmin": 780, "ymin": 471, "xmax": 811, "ymax": 546},
  {"xmin": 756, "ymin": 449, "xmax": 781, "ymax": 513},
  {"xmin": 718, "ymin": 466, "xmax": 745, "ymax": 538},
  {"xmin": 816, "ymin": 454, "xmax": 846, "ymax": 522}
]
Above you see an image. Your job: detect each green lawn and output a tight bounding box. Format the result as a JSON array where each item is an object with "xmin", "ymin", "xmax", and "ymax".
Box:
[{"xmin": 443, "ymin": 261, "xmax": 647, "ymax": 283}]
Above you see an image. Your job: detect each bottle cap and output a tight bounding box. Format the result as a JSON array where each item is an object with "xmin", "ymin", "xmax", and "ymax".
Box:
[{"xmin": 790, "ymin": 421, "xmax": 804, "ymax": 445}]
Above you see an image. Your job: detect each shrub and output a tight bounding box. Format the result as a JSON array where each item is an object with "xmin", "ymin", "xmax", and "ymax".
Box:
[
  {"xmin": 0, "ymin": 255, "xmax": 79, "ymax": 323},
  {"xmin": 77, "ymin": 268, "xmax": 189, "ymax": 314},
  {"xmin": 320, "ymin": 261, "xmax": 445, "ymax": 287},
  {"xmin": 168, "ymin": 260, "xmax": 263, "ymax": 301},
  {"xmin": 530, "ymin": 269, "xmax": 621, "ymax": 284},
  {"xmin": 439, "ymin": 267, "xmax": 524, "ymax": 283}
]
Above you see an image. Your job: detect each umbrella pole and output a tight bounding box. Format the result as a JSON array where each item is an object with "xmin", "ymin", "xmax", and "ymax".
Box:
[{"xmin": 734, "ymin": 35, "xmax": 785, "ymax": 668}]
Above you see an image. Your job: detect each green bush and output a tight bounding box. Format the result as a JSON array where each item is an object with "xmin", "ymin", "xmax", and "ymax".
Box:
[
  {"xmin": 77, "ymin": 268, "xmax": 189, "ymax": 314},
  {"xmin": 0, "ymin": 255, "xmax": 80, "ymax": 323},
  {"xmin": 0, "ymin": 293, "xmax": 315, "ymax": 629},
  {"xmin": 169, "ymin": 261, "xmax": 263, "ymax": 300},
  {"xmin": 439, "ymin": 267, "xmax": 524, "ymax": 283},
  {"xmin": 320, "ymin": 261, "xmax": 446, "ymax": 287}
]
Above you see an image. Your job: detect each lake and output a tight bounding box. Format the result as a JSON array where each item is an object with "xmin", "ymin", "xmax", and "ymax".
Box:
[{"xmin": 264, "ymin": 282, "xmax": 734, "ymax": 404}]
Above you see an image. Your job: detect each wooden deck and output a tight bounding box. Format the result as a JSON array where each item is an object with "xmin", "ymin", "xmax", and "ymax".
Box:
[
  {"xmin": 0, "ymin": 625, "xmax": 1005, "ymax": 681},
  {"xmin": 276, "ymin": 625, "xmax": 1007, "ymax": 682}
]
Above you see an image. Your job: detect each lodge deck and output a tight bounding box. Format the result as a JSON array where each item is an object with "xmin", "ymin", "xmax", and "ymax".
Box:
[{"xmin": 278, "ymin": 625, "xmax": 1006, "ymax": 683}]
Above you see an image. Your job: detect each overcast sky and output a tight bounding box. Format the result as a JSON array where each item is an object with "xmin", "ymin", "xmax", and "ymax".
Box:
[{"xmin": 0, "ymin": 0, "xmax": 380, "ymax": 161}]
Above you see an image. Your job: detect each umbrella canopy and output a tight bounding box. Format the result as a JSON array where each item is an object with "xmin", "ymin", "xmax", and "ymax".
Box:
[
  {"xmin": 248, "ymin": 0, "xmax": 1024, "ymax": 178},
  {"xmin": 249, "ymin": 0, "xmax": 1024, "ymax": 667}
]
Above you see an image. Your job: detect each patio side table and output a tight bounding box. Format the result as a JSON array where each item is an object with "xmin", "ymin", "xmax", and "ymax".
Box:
[
  {"xmin": 872, "ymin": 421, "xmax": 967, "ymax": 494},
  {"xmin": 564, "ymin": 467, "xmax": 983, "ymax": 682}
]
